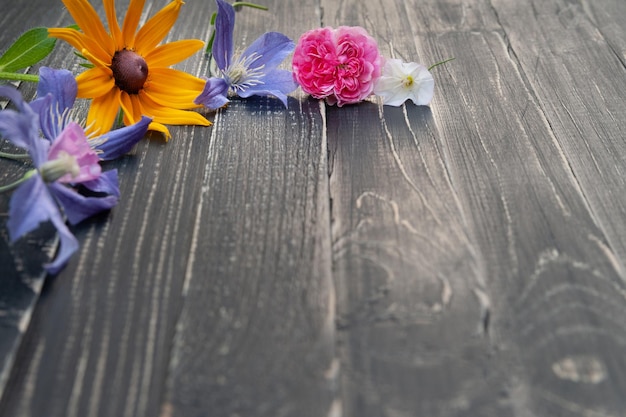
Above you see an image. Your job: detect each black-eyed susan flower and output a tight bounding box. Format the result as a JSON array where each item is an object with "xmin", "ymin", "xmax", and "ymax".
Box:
[
  {"xmin": 49, "ymin": 0, "xmax": 211, "ymax": 139},
  {"xmin": 32, "ymin": 67, "xmax": 151, "ymax": 160}
]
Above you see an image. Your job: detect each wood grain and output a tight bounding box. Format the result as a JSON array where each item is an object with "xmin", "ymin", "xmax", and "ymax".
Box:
[
  {"xmin": 483, "ymin": 0, "xmax": 626, "ymax": 414},
  {"xmin": 327, "ymin": 102, "xmax": 505, "ymax": 417},
  {"xmin": 489, "ymin": 0, "xmax": 626, "ymax": 269},
  {"xmin": 0, "ymin": 128, "xmax": 215, "ymax": 417},
  {"xmin": 424, "ymin": 27, "xmax": 626, "ymax": 416},
  {"xmin": 165, "ymin": 96, "xmax": 335, "ymax": 417},
  {"xmin": 323, "ymin": 0, "xmax": 626, "ymax": 415},
  {"xmin": 0, "ymin": 1, "xmax": 219, "ymax": 416},
  {"xmin": 2, "ymin": 0, "xmax": 626, "ymax": 415},
  {"xmin": 163, "ymin": 2, "xmax": 336, "ymax": 416}
]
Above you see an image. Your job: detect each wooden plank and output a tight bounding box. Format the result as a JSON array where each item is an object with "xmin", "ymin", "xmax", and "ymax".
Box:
[
  {"xmin": 327, "ymin": 103, "xmax": 508, "ymax": 417},
  {"xmin": 162, "ymin": 2, "xmax": 337, "ymax": 416},
  {"xmin": 0, "ymin": 1, "xmax": 219, "ymax": 416},
  {"xmin": 422, "ymin": 28, "xmax": 626, "ymax": 416},
  {"xmin": 565, "ymin": 0, "xmax": 626, "ymax": 68},
  {"xmin": 321, "ymin": 2, "xmax": 508, "ymax": 416},
  {"xmin": 0, "ymin": 132, "xmax": 213, "ymax": 417},
  {"xmin": 489, "ymin": 0, "xmax": 626, "ymax": 265},
  {"xmin": 164, "ymin": 97, "xmax": 335, "ymax": 417},
  {"xmin": 482, "ymin": 0, "xmax": 626, "ymax": 413},
  {"xmin": 323, "ymin": 0, "xmax": 626, "ymax": 415},
  {"xmin": 2, "ymin": 0, "xmax": 626, "ymax": 416}
]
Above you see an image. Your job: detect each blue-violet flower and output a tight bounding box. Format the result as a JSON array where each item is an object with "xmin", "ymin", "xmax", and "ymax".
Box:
[
  {"xmin": 0, "ymin": 85, "xmax": 119, "ymax": 274},
  {"xmin": 195, "ymin": 0, "xmax": 297, "ymax": 108}
]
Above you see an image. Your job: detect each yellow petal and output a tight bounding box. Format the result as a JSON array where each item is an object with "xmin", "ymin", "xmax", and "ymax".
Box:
[
  {"xmin": 122, "ymin": 0, "xmax": 146, "ymax": 48},
  {"xmin": 119, "ymin": 91, "xmax": 135, "ymax": 124},
  {"xmin": 48, "ymin": 28, "xmax": 112, "ymax": 65},
  {"xmin": 144, "ymin": 39, "xmax": 204, "ymax": 68},
  {"xmin": 59, "ymin": 0, "xmax": 114, "ymax": 55},
  {"xmin": 80, "ymin": 47, "xmax": 111, "ymax": 69},
  {"xmin": 144, "ymin": 68, "xmax": 205, "ymax": 108},
  {"xmin": 86, "ymin": 88, "xmax": 122, "ymax": 136},
  {"xmin": 119, "ymin": 91, "xmax": 144, "ymax": 125},
  {"xmin": 147, "ymin": 121, "xmax": 172, "ymax": 141},
  {"xmin": 143, "ymin": 88, "xmax": 200, "ymax": 110},
  {"xmin": 134, "ymin": 0, "xmax": 184, "ymax": 55},
  {"xmin": 147, "ymin": 68, "xmax": 205, "ymax": 91},
  {"xmin": 76, "ymin": 67, "xmax": 115, "ymax": 99},
  {"xmin": 103, "ymin": 0, "xmax": 123, "ymax": 50},
  {"xmin": 138, "ymin": 91, "xmax": 211, "ymax": 127}
]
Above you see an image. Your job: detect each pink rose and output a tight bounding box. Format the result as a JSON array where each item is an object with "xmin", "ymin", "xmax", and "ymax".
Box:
[{"xmin": 292, "ymin": 26, "xmax": 383, "ymax": 106}]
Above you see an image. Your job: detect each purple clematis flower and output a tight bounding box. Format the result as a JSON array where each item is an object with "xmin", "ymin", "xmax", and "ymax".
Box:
[
  {"xmin": 195, "ymin": 0, "xmax": 297, "ymax": 108},
  {"xmin": 0, "ymin": 85, "xmax": 119, "ymax": 274},
  {"xmin": 30, "ymin": 67, "xmax": 152, "ymax": 161}
]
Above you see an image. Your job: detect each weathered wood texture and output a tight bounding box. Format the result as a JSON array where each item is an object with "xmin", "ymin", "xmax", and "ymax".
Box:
[
  {"xmin": 1, "ymin": 0, "xmax": 336, "ymax": 416},
  {"xmin": 324, "ymin": 0, "xmax": 626, "ymax": 416},
  {"xmin": 1, "ymin": 0, "xmax": 626, "ymax": 416},
  {"xmin": 164, "ymin": 97, "xmax": 335, "ymax": 417},
  {"xmin": 0, "ymin": 1, "xmax": 219, "ymax": 416},
  {"xmin": 162, "ymin": 1, "xmax": 336, "ymax": 416}
]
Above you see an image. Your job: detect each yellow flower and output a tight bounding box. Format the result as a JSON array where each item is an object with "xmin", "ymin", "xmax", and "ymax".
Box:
[{"xmin": 49, "ymin": 0, "xmax": 211, "ymax": 139}]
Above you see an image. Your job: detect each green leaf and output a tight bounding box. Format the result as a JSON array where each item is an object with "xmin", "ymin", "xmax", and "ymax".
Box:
[{"xmin": 0, "ymin": 27, "xmax": 56, "ymax": 73}]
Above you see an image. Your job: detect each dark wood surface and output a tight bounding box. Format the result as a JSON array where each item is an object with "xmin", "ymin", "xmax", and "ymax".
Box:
[{"xmin": 1, "ymin": 0, "xmax": 626, "ymax": 416}]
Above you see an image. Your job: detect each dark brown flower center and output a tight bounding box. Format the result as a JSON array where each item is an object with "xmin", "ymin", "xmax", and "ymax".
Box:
[{"xmin": 111, "ymin": 49, "xmax": 148, "ymax": 94}]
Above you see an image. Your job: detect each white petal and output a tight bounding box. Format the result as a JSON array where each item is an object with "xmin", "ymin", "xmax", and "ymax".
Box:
[
  {"xmin": 413, "ymin": 68, "xmax": 435, "ymax": 105},
  {"xmin": 382, "ymin": 88, "xmax": 412, "ymax": 106},
  {"xmin": 374, "ymin": 76, "xmax": 401, "ymax": 93},
  {"xmin": 375, "ymin": 59, "xmax": 436, "ymax": 106}
]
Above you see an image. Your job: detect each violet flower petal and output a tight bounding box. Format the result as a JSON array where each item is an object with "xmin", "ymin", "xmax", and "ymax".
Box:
[
  {"xmin": 214, "ymin": 0, "xmax": 236, "ymax": 71},
  {"xmin": 238, "ymin": 69, "xmax": 297, "ymax": 107},
  {"xmin": 7, "ymin": 175, "xmax": 79, "ymax": 275},
  {"xmin": 49, "ymin": 122, "xmax": 101, "ymax": 184},
  {"xmin": 35, "ymin": 67, "xmax": 77, "ymax": 112},
  {"xmin": 30, "ymin": 68, "xmax": 77, "ymax": 141},
  {"xmin": 90, "ymin": 116, "xmax": 152, "ymax": 161},
  {"xmin": 241, "ymin": 32, "xmax": 295, "ymax": 71},
  {"xmin": 48, "ymin": 182, "xmax": 118, "ymax": 225},
  {"xmin": 30, "ymin": 93, "xmax": 62, "ymax": 141},
  {"xmin": 0, "ymin": 86, "xmax": 48, "ymax": 165},
  {"xmin": 0, "ymin": 107, "xmax": 35, "ymax": 151},
  {"xmin": 7, "ymin": 175, "xmax": 56, "ymax": 242},
  {"xmin": 195, "ymin": 77, "xmax": 230, "ymax": 109},
  {"xmin": 45, "ymin": 213, "xmax": 79, "ymax": 275},
  {"xmin": 81, "ymin": 170, "xmax": 120, "ymax": 198}
]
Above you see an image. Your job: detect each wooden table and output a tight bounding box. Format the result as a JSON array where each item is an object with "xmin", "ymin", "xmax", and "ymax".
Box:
[{"xmin": 2, "ymin": 0, "xmax": 626, "ymax": 415}]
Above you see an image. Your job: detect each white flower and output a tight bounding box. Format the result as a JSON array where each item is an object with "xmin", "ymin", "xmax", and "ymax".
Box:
[{"xmin": 374, "ymin": 58, "xmax": 434, "ymax": 106}]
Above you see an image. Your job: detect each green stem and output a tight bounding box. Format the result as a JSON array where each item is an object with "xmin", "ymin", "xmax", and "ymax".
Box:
[
  {"xmin": 0, "ymin": 151, "xmax": 30, "ymax": 161},
  {"xmin": 0, "ymin": 71, "xmax": 39, "ymax": 83},
  {"xmin": 428, "ymin": 57, "xmax": 455, "ymax": 71},
  {"xmin": 0, "ymin": 169, "xmax": 36, "ymax": 193},
  {"xmin": 232, "ymin": 2, "xmax": 269, "ymax": 10}
]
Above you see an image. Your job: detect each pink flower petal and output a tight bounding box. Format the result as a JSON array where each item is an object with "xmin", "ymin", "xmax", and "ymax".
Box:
[{"xmin": 292, "ymin": 26, "xmax": 382, "ymax": 105}]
